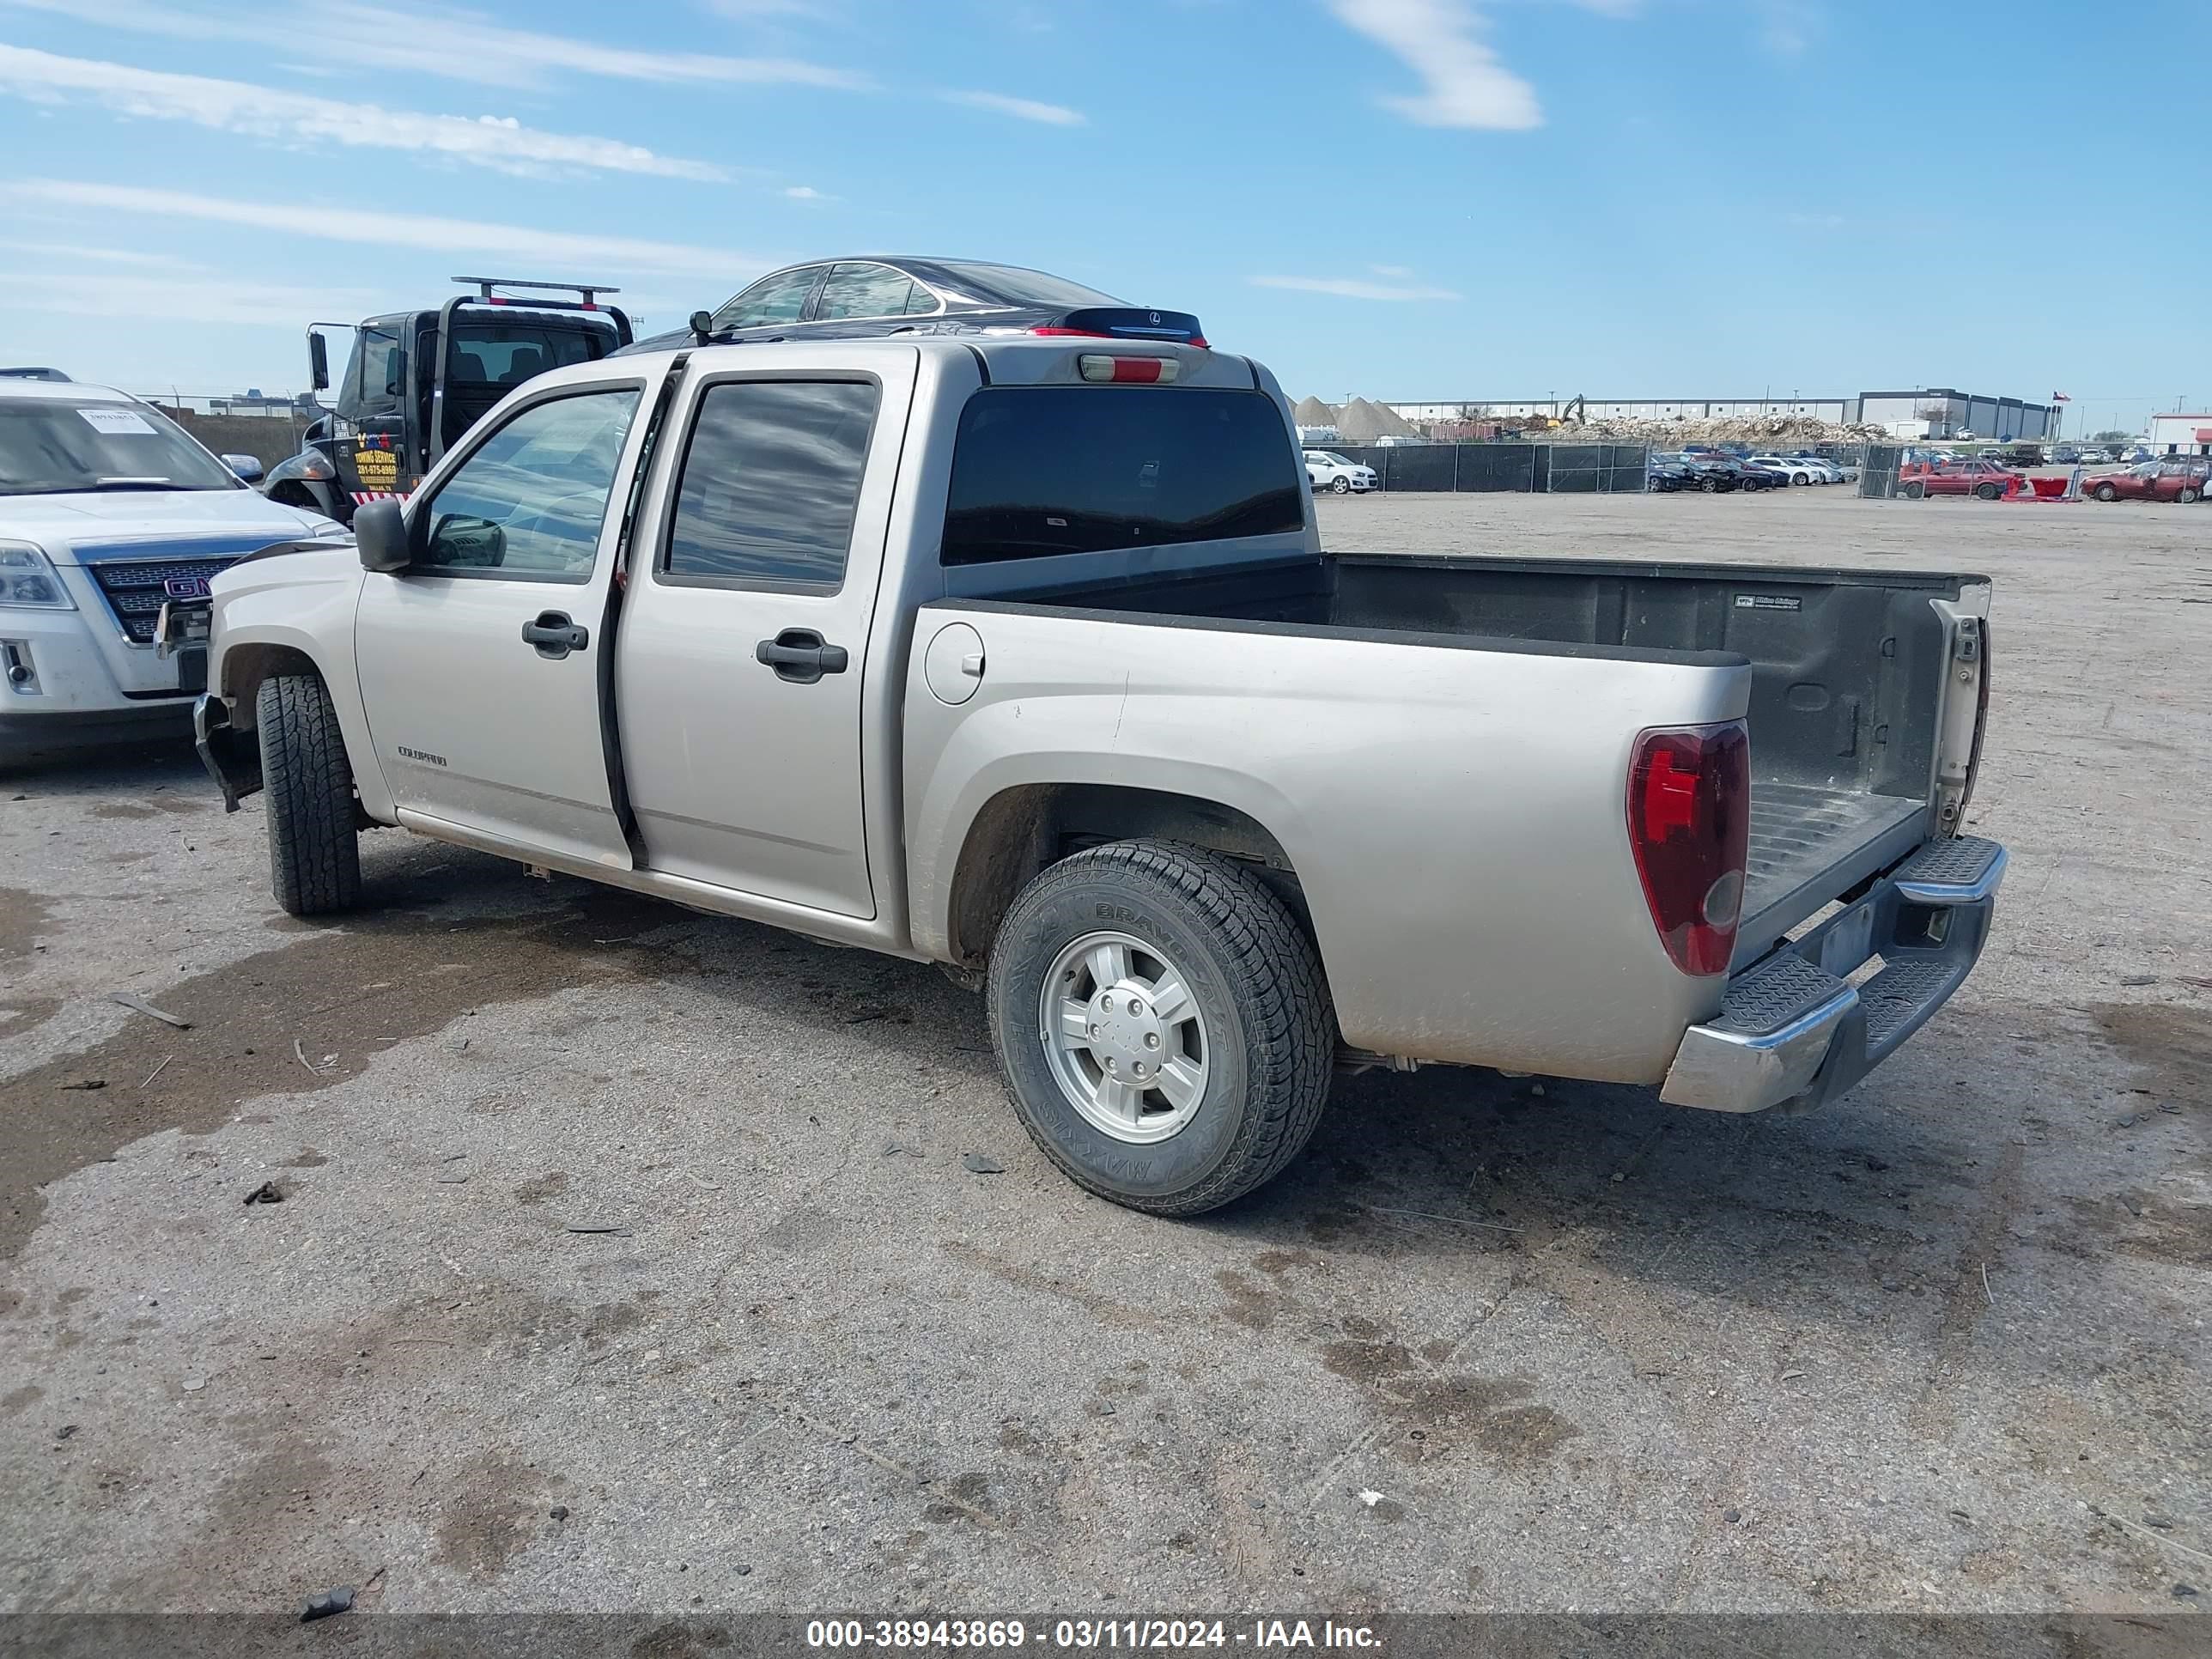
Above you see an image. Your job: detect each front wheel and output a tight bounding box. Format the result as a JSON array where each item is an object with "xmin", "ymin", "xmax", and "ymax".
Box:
[
  {"xmin": 257, "ymin": 673, "xmax": 362, "ymax": 916},
  {"xmin": 2094, "ymin": 483, "xmax": 2118, "ymax": 502},
  {"xmin": 1900, "ymin": 481, "xmax": 1926, "ymax": 500},
  {"xmin": 987, "ymin": 840, "xmax": 1333, "ymax": 1216},
  {"xmin": 1331, "ymin": 477, "xmax": 1352, "ymax": 494}
]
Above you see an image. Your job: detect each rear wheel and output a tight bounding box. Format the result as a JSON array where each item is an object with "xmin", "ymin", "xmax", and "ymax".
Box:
[
  {"xmin": 1900, "ymin": 480, "xmax": 1925, "ymax": 500},
  {"xmin": 987, "ymin": 840, "xmax": 1332, "ymax": 1216},
  {"xmin": 2179, "ymin": 487, "xmax": 2202, "ymax": 505},
  {"xmin": 1974, "ymin": 482, "xmax": 2002, "ymax": 501},
  {"xmin": 257, "ymin": 673, "xmax": 362, "ymax": 917}
]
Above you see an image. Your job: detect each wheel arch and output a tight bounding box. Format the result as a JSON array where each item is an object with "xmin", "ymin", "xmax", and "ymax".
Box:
[
  {"xmin": 221, "ymin": 641, "xmax": 325, "ymax": 729},
  {"xmin": 941, "ymin": 781, "xmax": 1314, "ymax": 973}
]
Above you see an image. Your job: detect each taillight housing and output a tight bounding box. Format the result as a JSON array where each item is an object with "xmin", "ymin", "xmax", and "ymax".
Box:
[{"xmin": 1626, "ymin": 721, "xmax": 1751, "ymax": 976}]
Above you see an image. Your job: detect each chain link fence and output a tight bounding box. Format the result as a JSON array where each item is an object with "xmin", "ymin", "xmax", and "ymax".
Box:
[{"xmin": 1325, "ymin": 442, "xmax": 1651, "ymax": 494}]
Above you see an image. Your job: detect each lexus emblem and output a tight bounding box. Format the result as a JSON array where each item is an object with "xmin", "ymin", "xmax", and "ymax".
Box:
[{"xmin": 1149, "ymin": 312, "xmax": 1160, "ymax": 325}]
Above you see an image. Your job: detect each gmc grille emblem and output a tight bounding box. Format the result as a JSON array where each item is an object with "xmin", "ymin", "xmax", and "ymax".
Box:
[{"xmin": 164, "ymin": 575, "xmax": 212, "ymax": 600}]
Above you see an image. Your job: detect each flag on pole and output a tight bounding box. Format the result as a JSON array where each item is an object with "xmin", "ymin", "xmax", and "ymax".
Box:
[{"xmin": 2053, "ymin": 392, "xmax": 2071, "ymax": 402}]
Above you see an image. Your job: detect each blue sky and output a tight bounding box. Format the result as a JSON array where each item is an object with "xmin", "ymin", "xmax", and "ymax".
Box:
[{"xmin": 0, "ymin": 0, "xmax": 2199, "ymax": 436}]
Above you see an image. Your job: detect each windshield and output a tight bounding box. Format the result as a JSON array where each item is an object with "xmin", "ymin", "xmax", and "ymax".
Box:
[
  {"xmin": 929, "ymin": 261, "xmax": 1123, "ymax": 309},
  {"xmin": 0, "ymin": 397, "xmax": 238, "ymax": 495},
  {"xmin": 1308, "ymin": 452, "xmax": 1353, "ymax": 466}
]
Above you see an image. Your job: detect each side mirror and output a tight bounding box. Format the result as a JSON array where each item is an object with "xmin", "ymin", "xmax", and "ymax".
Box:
[
  {"xmin": 356, "ymin": 499, "xmax": 411, "ymax": 573},
  {"xmin": 690, "ymin": 309, "xmax": 714, "ymax": 344},
  {"xmin": 222, "ymin": 453, "xmax": 265, "ymax": 485},
  {"xmin": 308, "ymin": 331, "xmax": 330, "ymax": 392}
]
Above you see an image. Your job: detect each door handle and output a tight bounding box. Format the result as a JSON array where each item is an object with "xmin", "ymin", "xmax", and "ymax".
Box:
[
  {"xmin": 756, "ymin": 628, "xmax": 848, "ymax": 685},
  {"xmin": 521, "ymin": 611, "xmax": 589, "ymax": 659}
]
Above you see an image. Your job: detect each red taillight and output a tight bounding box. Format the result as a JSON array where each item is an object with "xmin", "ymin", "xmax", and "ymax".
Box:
[
  {"xmin": 1626, "ymin": 722, "xmax": 1751, "ymax": 977},
  {"xmin": 1077, "ymin": 355, "xmax": 1177, "ymax": 384},
  {"xmin": 1188, "ymin": 336, "xmax": 1208, "ymax": 349},
  {"xmin": 1028, "ymin": 326, "xmax": 1115, "ymax": 339}
]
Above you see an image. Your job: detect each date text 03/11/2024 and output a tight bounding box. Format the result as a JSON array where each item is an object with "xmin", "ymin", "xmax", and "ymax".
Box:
[{"xmin": 803, "ymin": 1620, "xmax": 1382, "ymax": 1649}]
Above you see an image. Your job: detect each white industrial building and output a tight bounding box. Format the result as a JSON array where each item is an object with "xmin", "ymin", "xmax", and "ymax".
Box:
[
  {"xmin": 2148, "ymin": 413, "xmax": 2212, "ymax": 456},
  {"xmin": 1385, "ymin": 388, "xmax": 2057, "ymax": 440}
]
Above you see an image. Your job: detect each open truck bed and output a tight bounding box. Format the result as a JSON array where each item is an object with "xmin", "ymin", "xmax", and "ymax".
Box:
[{"xmin": 981, "ymin": 550, "xmax": 1989, "ymax": 969}]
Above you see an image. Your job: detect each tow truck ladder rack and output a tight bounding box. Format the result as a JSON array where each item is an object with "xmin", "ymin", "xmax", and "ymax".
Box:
[{"xmin": 449, "ymin": 276, "xmax": 623, "ymax": 311}]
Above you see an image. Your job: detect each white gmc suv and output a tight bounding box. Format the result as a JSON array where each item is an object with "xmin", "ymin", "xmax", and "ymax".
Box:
[{"xmin": 1, "ymin": 379, "xmax": 344, "ymax": 762}]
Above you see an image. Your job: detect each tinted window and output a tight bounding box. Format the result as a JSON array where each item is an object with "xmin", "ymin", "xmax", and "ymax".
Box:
[
  {"xmin": 417, "ymin": 388, "xmax": 640, "ymax": 580},
  {"xmin": 815, "ymin": 263, "xmax": 921, "ymax": 321},
  {"xmin": 930, "ymin": 262, "xmax": 1121, "ymax": 308},
  {"xmin": 942, "ymin": 388, "xmax": 1304, "ymax": 565},
  {"xmin": 448, "ymin": 325, "xmax": 604, "ymax": 387},
  {"xmin": 663, "ymin": 381, "xmax": 880, "ymax": 587},
  {"xmin": 712, "ymin": 267, "xmax": 821, "ymax": 331}
]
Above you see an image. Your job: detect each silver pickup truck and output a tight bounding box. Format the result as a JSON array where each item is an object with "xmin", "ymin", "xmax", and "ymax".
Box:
[{"xmin": 193, "ymin": 337, "xmax": 2004, "ymax": 1215}]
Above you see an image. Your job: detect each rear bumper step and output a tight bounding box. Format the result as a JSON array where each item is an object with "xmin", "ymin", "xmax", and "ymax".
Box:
[{"xmin": 1661, "ymin": 836, "xmax": 2005, "ymax": 1115}]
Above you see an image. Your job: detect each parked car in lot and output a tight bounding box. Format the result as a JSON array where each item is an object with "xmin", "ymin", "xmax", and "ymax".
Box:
[
  {"xmin": 1709, "ymin": 457, "xmax": 1783, "ymax": 491},
  {"xmin": 1747, "ymin": 455, "xmax": 1817, "ymax": 485},
  {"xmin": 193, "ymin": 333, "xmax": 2004, "ymax": 1216},
  {"xmin": 628, "ymin": 257, "xmax": 1206, "ymax": 354},
  {"xmin": 1646, "ymin": 454, "xmax": 1698, "ymax": 492},
  {"xmin": 0, "ymin": 380, "xmax": 344, "ymax": 763},
  {"xmin": 1899, "ymin": 458, "xmax": 2018, "ymax": 500},
  {"xmin": 2050, "ymin": 444, "xmax": 2082, "ymax": 465},
  {"xmin": 1304, "ymin": 450, "xmax": 1376, "ymax": 494},
  {"xmin": 1675, "ymin": 456, "xmax": 1741, "ymax": 492},
  {"xmin": 2086, "ymin": 459, "xmax": 2209, "ymax": 503},
  {"xmin": 1786, "ymin": 454, "xmax": 1849, "ymax": 484}
]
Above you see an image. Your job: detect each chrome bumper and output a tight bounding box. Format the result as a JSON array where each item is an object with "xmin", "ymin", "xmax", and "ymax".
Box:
[{"xmin": 1661, "ymin": 837, "xmax": 2007, "ymax": 1115}]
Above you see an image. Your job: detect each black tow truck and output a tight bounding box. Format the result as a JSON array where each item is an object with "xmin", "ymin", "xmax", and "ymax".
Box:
[{"xmin": 262, "ymin": 277, "xmax": 632, "ymax": 525}]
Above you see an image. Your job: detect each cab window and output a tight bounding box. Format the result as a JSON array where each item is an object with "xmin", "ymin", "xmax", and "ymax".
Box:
[{"xmin": 415, "ymin": 388, "xmax": 641, "ymax": 581}]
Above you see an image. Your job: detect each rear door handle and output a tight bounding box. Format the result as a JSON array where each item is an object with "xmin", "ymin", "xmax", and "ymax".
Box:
[
  {"xmin": 522, "ymin": 611, "xmax": 589, "ymax": 659},
  {"xmin": 756, "ymin": 628, "xmax": 848, "ymax": 685}
]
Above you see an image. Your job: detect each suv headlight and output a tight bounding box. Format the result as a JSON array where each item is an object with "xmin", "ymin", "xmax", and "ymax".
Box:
[{"xmin": 0, "ymin": 543, "xmax": 76, "ymax": 611}]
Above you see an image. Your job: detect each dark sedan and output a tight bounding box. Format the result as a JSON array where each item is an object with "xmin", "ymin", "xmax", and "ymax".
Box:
[{"xmin": 625, "ymin": 258, "xmax": 1206, "ymax": 353}]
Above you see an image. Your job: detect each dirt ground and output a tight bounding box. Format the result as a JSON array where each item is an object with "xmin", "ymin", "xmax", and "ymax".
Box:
[{"xmin": 2, "ymin": 487, "xmax": 2206, "ymax": 1622}]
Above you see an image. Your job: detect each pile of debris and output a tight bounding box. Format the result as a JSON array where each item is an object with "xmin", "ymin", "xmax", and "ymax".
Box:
[
  {"xmin": 1292, "ymin": 397, "xmax": 1422, "ymax": 441},
  {"xmin": 1561, "ymin": 412, "xmax": 1891, "ymax": 447}
]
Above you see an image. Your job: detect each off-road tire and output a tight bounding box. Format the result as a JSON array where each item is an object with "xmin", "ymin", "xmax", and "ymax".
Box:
[
  {"xmin": 257, "ymin": 673, "xmax": 362, "ymax": 916},
  {"xmin": 987, "ymin": 839, "xmax": 1333, "ymax": 1216}
]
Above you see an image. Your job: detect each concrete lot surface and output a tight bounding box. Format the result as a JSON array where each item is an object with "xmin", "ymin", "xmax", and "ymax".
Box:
[{"xmin": 1, "ymin": 487, "xmax": 2206, "ymax": 1620}]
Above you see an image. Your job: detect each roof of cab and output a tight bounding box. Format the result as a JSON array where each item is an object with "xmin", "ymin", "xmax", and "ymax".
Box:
[{"xmin": 560, "ymin": 334, "xmax": 1260, "ymax": 392}]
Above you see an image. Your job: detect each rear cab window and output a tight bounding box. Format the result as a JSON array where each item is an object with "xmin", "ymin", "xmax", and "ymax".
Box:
[{"xmin": 942, "ymin": 387, "xmax": 1304, "ymax": 565}]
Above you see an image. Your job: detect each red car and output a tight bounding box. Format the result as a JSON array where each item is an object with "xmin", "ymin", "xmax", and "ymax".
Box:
[
  {"xmin": 1898, "ymin": 458, "xmax": 2019, "ymax": 501},
  {"xmin": 2086, "ymin": 459, "xmax": 2209, "ymax": 504}
]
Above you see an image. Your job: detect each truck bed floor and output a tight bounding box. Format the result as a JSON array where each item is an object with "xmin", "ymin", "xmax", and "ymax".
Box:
[{"xmin": 1740, "ymin": 782, "xmax": 1929, "ymax": 961}]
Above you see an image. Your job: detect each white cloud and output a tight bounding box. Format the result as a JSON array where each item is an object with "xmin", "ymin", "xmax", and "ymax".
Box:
[
  {"xmin": 1249, "ymin": 275, "xmax": 1461, "ymax": 301},
  {"xmin": 1327, "ymin": 0, "xmax": 1541, "ymax": 130},
  {"xmin": 15, "ymin": 240, "xmax": 205, "ymax": 269},
  {"xmin": 0, "ymin": 0, "xmax": 872, "ymax": 92},
  {"xmin": 939, "ymin": 89, "xmax": 1086, "ymax": 126},
  {"xmin": 1369, "ymin": 263, "xmax": 1414, "ymax": 276},
  {"xmin": 3, "ymin": 270, "xmax": 386, "ymax": 328},
  {"xmin": 784, "ymin": 185, "xmax": 832, "ymax": 199},
  {"xmin": 8, "ymin": 179, "xmax": 771, "ymax": 281},
  {"xmin": 0, "ymin": 45, "xmax": 727, "ymax": 179}
]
